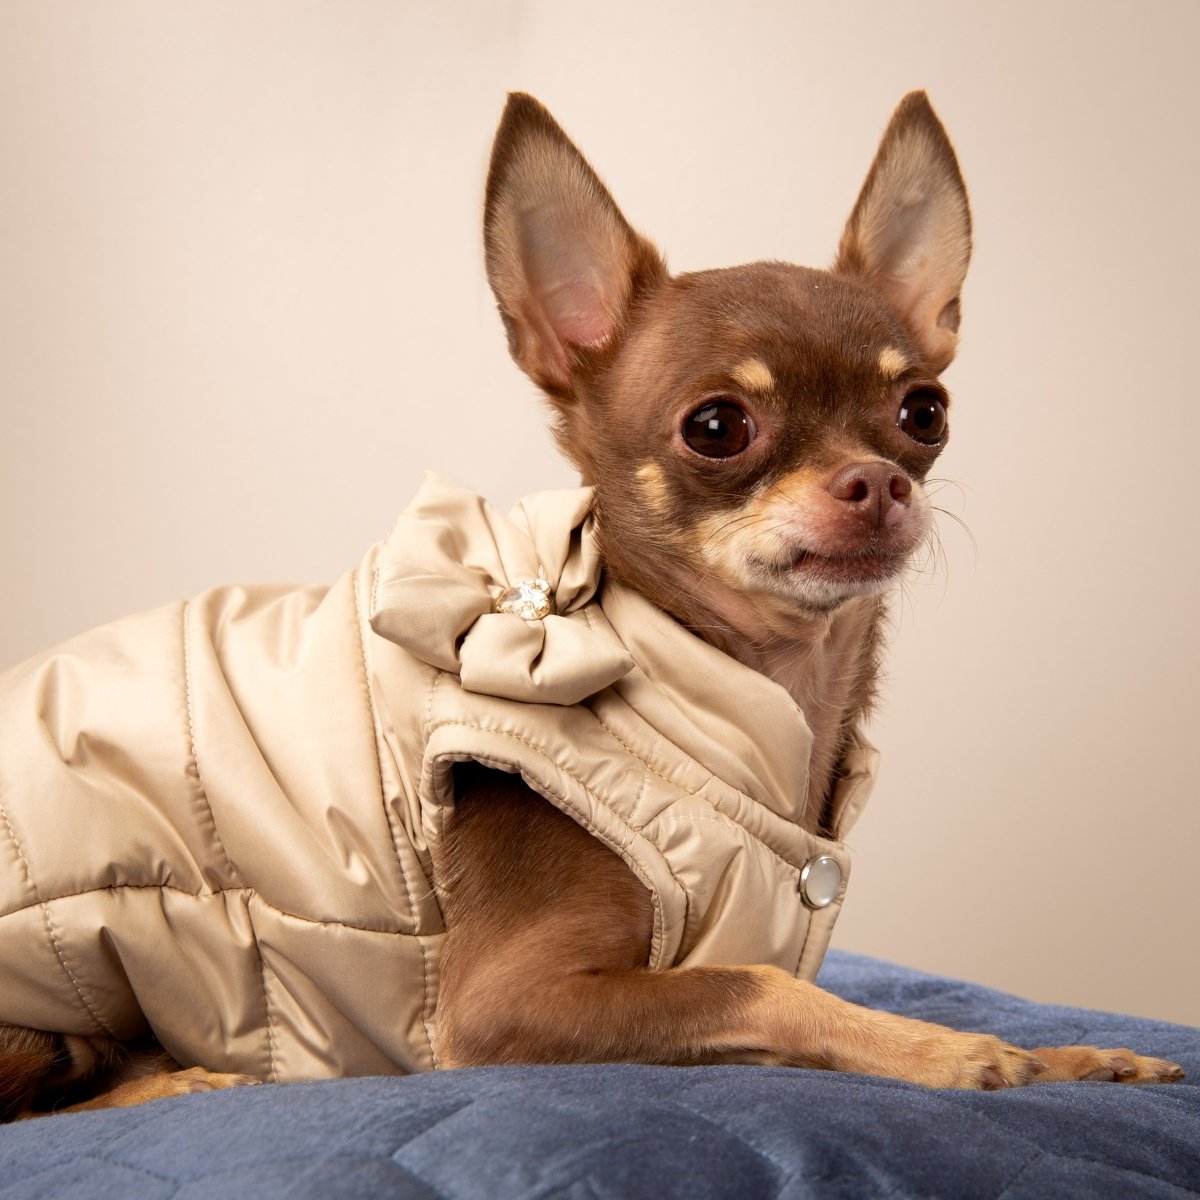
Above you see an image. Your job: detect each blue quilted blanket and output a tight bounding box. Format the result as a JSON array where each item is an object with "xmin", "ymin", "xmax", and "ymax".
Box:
[{"xmin": 1, "ymin": 951, "xmax": 1196, "ymax": 1199}]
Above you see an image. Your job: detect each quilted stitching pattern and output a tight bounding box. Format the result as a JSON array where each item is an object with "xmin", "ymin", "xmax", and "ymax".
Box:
[{"xmin": 1, "ymin": 952, "xmax": 1195, "ymax": 1200}]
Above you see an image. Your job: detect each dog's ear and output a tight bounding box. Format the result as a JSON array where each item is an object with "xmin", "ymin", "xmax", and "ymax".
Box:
[
  {"xmin": 484, "ymin": 93, "xmax": 666, "ymax": 397},
  {"xmin": 835, "ymin": 92, "xmax": 971, "ymax": 374}
]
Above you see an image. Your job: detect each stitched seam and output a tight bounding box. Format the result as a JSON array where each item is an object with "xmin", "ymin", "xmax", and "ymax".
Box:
[
  {"xmin": 579, "ymin": 601, "xmax": 703, "ymax": 796},
  {"xmin": 663, "ymin": 1095, "xmax": 792, "ymax": 1188},
  {"xmin": 40, "ymin": 901, "xmax": 117, "ymax": 1037},
  {"xmin": 905, "ymin": 1086, "xmax": 1122, "ymax": 1162},
  {"xmin": 654, "ymin": 814, "xmax": 761, "ymax": 827},
  {"xmin": 0, "ymin": 790, "xmax": 38, "ymax": 906},
  {"xmin": 181, "ymin": 600, "xmax": 239, "ymax": 883},
  {"xmin": 184, "ymin": 603, "xmax": 271, "ymax": 1067},
  {"xmin": 256, "ymin": 935, "xmax": 278, "ymax": 1084},
  {"xmin": 0, "ymin": 881, "xmax": 435, "ymax": 936},
  {"xmin": 628, "ymin": 738, "xmax": 655, "ymax": 828},
  {"xmin": 173, "ymin": 1150, "xmax": 453, "ymax": 1193},
  {"xmin": 589, "ymin": 706, "xmax": 710, "ymax": 796},
  {"xmin": 427, "ymin": 719, "xmax": 687, "ymax": 963},
  {"xmin": 428, "ymin": 720, "xmax": 820, "ymax": 882},
  {"xmin": 429, "ymin": 718, "xmax": 658, "ymax": 814},
  {"xmin": 651, "ymin": 806, "xmax": 820, "ymax": 900},
  {"xmin": 355, "ymin": 571, "xmax": 435, "ymax": 1067},
  {"xmin": 593, "ymin": 701, "xmax": 838, "ymax": 871},
  {"xmin": 429, "ymin": 720, "xmax": 670, "ymax": 866},
  {"xmin": 581, "ymin": 604, "xmax": 804, "ymax": 827},
  {"xmin": 0, "ymin": 789, "xmax": 116, "ymax": 1036},
  {"xmin": 58, "ymin": 1154, "xmax": 178, "ymax": 1189},
  {"xmin": 423, "ymin": 667, "xmax": 441, "ymax": 743},
  {"xmin": 993, "ymin": 1152, "xmax": 1046, "ymax": 1200}
]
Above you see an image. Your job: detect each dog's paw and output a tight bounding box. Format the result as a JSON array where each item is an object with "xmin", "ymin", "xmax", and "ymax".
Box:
[
  {"xmin": 59, "ymin": 1065, "xmax": 260, "ymax": 1114},
  {"xmin": 904, "ymin": 1030, "xmax": 1047, "ymax": 1090},
  {"xmin": 1030, "ymin": 1045, "xmax": 1186, "ymax": 1084},
  {"xmin": 166, "ymin": 1066, "xmax": 260, "ymax": 1095}
]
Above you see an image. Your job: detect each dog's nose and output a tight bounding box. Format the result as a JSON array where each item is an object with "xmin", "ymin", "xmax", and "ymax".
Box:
[{"xmin": 827, "ymin": 462, "xmax": 912, "ymax": 528}]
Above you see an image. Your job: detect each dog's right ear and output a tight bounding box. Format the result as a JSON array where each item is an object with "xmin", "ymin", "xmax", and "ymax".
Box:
[{"xmin": 484, "ymin": 94, "xmax": 666, "ymax": 398}]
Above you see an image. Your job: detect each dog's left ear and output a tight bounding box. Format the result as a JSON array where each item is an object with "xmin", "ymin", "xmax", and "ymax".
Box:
[
  {"xmin": 484, "ymin": 93, "xmax": 666, "ymax": 398},
  {"xmin": 835, "ymin": 92, "xmax": 971, "ymax": 374}
]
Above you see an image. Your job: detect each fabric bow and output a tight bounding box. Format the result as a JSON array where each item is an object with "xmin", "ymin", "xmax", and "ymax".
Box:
[{"xmin": 369, "ymin": 474, "xmax": 635, "ymax": 706}]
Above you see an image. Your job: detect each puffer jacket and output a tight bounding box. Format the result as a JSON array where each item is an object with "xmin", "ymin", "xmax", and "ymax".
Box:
[{"xmin": 0, "ymin": 475, "xmax": 877, "ymax": 1082}]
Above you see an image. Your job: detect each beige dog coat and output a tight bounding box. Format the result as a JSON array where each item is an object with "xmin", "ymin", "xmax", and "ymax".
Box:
[{"xmin": 0, "ymin": 476, "xmax": 876, "ymax": 1081}]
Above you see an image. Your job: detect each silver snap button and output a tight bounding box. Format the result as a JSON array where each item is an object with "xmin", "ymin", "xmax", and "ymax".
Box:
[{"xmin": 798, "ymin": 854, "xmax": 841, "ymax": 909}]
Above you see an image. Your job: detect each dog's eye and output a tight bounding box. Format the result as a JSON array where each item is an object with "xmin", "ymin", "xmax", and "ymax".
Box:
[
  {"xmin": 897, "ymin": 391, "xmax": 947, "ymax": 445},
  {"xmin": 682, "ymin": 400, "xmax": 753, "ymax": 458}
]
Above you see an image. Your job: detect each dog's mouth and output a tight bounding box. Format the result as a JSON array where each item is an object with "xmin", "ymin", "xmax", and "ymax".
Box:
[{"xmin": 788, "ymin": 546, "xmax": 909, "ymax": 585}]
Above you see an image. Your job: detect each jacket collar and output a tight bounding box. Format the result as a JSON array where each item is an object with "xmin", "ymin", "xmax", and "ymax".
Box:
[
  {"xmin": 369, "ymin": 475, "xmax": 875, "ymax": 840},
  {"xmin": 596, "ymin": 583, "xmax": 876, "ymax": 839}
]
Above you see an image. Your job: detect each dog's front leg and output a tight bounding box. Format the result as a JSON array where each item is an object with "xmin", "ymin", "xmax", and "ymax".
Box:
[
  {"xmin": 437, "ymin": 768, "xmax": 1183, "ymax": 1088},
  {"xmin": 442, "ymin": 952, "xmax": 1048, "ymax": 1089},
  {"xmin": 436, "ymin": 771, "xmax": 1038, "ymax": 1086}
]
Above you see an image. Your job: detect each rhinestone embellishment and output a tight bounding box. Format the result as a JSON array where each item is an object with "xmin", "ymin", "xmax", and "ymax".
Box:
[{"xmin": 495, "ymin": 577, "xmax": 555, "ymax": 620}]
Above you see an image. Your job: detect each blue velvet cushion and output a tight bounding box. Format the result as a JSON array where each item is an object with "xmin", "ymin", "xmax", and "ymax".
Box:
[{"xmin": 1, "ymin": 951, "xmax": 1195, "ymax": 1199}]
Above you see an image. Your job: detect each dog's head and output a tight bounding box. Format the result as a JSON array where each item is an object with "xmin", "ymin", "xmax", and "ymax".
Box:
[{"xmin": 483, "ymin": 93, "xmax": 970, "ymax": 632}]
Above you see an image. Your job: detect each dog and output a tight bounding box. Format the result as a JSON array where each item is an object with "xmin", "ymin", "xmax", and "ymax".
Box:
[{"xmin": 0, "ymin": 91, "xmax": 1183, "ymax": 1120}]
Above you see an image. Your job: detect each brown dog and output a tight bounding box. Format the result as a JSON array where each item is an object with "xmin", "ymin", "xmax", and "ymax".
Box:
[{"xmin": 0, "ymin": 92, "xmax": 1183, "ymax": 1118}]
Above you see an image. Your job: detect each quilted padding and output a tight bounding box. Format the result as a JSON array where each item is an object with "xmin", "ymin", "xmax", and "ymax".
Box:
[{"xmin": 1, "ymin": 951, "xmax": 1196, "ymax": 1199}]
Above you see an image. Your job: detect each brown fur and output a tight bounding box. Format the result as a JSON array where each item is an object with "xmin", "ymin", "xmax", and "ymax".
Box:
[{"xmin": 0, "ymin": 91, "xmax": 1183, "ymax": 1118}]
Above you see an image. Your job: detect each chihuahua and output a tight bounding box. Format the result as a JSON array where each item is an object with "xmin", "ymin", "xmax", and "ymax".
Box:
[{"xmin": 0, "ymin": 91, "xmax": 1183, "ymax": 1118}]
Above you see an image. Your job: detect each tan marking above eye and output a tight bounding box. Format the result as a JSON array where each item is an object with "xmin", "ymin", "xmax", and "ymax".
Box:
[
  {"xmin": 731, "ymin": 358, "xmax": 774, "ymax": 392},
  {"xmin": 878, "ymin": 347, "xmax": 908, "ymax": 378}
]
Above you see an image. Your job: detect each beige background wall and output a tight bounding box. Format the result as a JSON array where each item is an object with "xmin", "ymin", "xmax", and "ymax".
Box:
[{"xmin": 2, "ymin": 1, "xmax": 1197, "ymax": 1025}]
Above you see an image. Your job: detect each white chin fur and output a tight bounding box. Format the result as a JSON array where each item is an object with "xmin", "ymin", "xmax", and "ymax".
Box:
[{"xmin": 755, "ymin": 562, "xmax": 898, "ymax": 610}]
